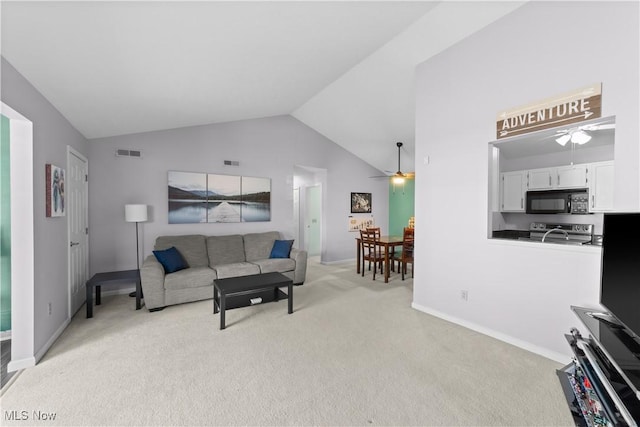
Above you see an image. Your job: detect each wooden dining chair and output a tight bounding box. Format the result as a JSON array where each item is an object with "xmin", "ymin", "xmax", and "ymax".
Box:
[
  {"xmin": 366, "ymin": 227, "xmax": 395, "ymax": 272},
  {"xmin": 366, "ymin": 227, "xmax": 381, "ymax": 237},
  {"xmin": 397, "ymin": 227, "xmax": 414, "ymax": 280},
  {"xmin": 360, "ymin": 229, "xmax": 384, "ymax": 280},
  {"xmin": 356, "ymin": 228, "xmax": 378, "ymax": 274}
]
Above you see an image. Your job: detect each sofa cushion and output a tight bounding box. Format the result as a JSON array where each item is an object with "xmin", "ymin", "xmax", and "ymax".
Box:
[
  {"xmin": 206, "ymin": 235, "xmax": 245, "ymax": 266},
  {"xmin": 164, "ymin": 266, "xmax": 216, "ymax": 291},
  {"xmin": 251, "ymin": 258, "xmax": 296, "ymax": 274},
  {"xmin": 270, "ymin": 240, "xmax": 294, "ymax": 258},
  {"xmin": 214, "ymin": 262, "xmax": 260, "ymax": 279},
  {"xmin": 155, "ymin": 235, "xmax": 208, "ymax": 268},
  {"xmin": 153, "ymin": 246, "xmax": 188, "ymax": 273},
  {"xmin": 243, "ymin": 231, "xmax": 280, "ymax": 261}
]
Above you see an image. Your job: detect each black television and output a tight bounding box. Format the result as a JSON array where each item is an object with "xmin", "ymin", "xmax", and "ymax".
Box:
[{"xmin": 600, "ymin": 212, "xmax": 640, "ymax": 340}]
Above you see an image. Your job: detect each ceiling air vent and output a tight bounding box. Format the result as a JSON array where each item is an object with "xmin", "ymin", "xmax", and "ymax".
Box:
[
  {"xmin": 223, "ymin": 160, "xmax": 240, "ymax": 166},
  {"xmin": 116, "ymin": 149, "xmax": 143, "ymax": 159}
]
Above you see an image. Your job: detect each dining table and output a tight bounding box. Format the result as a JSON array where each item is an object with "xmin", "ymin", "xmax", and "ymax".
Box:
[{"xmin": 356, "ymin": 235, "xmax": 404, "ymax": 283}]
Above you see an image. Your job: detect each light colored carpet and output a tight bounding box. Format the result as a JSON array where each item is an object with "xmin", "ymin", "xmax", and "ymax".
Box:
[{"xmin": 1, "ymin": 259, "xmax": 574, "ymax": 426}]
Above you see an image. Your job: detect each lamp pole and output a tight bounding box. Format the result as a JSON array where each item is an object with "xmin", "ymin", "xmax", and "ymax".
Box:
[
  {"xmin": 125, "ymin": 204, "xmax": 148, "ymax": 298},
  {"xmin": 135, "ymin": 221, "xmax": 141, "ymax": 270}
]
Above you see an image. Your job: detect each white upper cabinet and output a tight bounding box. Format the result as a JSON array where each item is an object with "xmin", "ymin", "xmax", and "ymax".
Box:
[
  {"xmin": 500, "ymin": 171, "xmax": 526, "ymax": 212},
  {"xmin": 526, "ymin": 164, "xmax": 589, "ymax": 190},
  {"xmin": 556, "ymin": 164, "xmax": 589, "ymax": 189},
  {"xmin": 527, "ymin": 168, "xmax": 555, "ymax": 190},
  {"xmin": 589, "ymin": 161, "xmax": 614, "ymax": 212}
]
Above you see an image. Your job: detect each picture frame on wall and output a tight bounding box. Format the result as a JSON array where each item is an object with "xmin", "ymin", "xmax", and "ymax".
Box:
[
  {"xmin": 167, "ymin": 170, "xmax": 272, "ymax": 224},
  {"xmin": 46, "ymin": 163, "xmax": 65, "ymax": 217},
  {"xmin": 351, "ymin": 192, "xmax": 372, "ymax": 213}
]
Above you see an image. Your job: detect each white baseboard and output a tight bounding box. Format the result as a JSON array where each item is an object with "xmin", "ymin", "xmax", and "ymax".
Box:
[
  {"xmin": 34, "ymin": 317, "xmax": 70, "ymax": 364},
  {"xmin": 411, "ymin": 301, "xmax": 570, "ymax": 364},
  {"xmin": 0, "ymin": 330, "xmax": 11, "ymax": 341},
  {"xmin": 8, "ymin": 356, "xmax": 35, "ymax": 372}
]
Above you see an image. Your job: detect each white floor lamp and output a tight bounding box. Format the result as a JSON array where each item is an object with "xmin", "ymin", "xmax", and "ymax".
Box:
[
  {"xmin": 125, "ymin": 204, "xmax": 148, "ymax": 297},
  {"xmin": 125, "ymin": 204, "xmax": 148, "ymax": 269}
]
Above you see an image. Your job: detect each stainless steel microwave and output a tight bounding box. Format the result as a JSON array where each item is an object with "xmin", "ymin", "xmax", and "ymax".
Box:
[{"xmin": 525, "ymin": 189, "xmax": 590, "ymax": 214}]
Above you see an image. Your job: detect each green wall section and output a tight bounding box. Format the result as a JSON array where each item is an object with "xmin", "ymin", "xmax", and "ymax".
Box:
[
  {"xmin": 388, "ymin": 178, "xmax": 415, "ymax": 236},
  {"xmin": 1, "ymin": 115, "xmax": 11, "ymax": 332}
]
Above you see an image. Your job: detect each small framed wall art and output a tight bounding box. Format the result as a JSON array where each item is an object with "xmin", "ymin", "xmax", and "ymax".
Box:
[
  {"xmin": 46, "ymin": 163, "xmax": 65, "ymax": 217},
  {"xmin": 350, "ymin": 192, "xmax": 372, "ymax": 213}
]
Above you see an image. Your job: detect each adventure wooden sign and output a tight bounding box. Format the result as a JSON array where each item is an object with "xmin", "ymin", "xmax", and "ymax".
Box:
[{"xmin": 496, "ymin": 83, "xmax": 602, "ymax": 139}]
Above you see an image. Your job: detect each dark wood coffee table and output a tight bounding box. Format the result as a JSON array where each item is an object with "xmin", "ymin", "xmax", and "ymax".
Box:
[{"xmin": 213, "ymin": 272, "xmax": 293, "ymax": 330}]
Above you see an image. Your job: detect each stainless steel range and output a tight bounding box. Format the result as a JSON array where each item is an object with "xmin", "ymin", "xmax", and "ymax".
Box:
[{"xmin": 520, "ymin": 222, "xmax": 595, "ymax": 245}]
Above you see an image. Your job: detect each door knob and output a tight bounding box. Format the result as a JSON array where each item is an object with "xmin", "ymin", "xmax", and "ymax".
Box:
[{"xmin": 70, "ymin": 241, "xmax": 80, "ymax": 247}]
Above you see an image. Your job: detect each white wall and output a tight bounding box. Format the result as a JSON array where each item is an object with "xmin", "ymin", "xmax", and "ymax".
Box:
[
  {"xmin": 88, "ymin": 115, "xmax": 389, "ymax": 274},
  {"xmin": 1, "ymin": 57, "xmax": 89, "ymax": 359},
  {"xmin": 413, "ymin": 1, "xmax": 639, "ymax": 361}
]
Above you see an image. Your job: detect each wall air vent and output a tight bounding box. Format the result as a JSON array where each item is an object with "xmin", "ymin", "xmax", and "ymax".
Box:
[
  {"xmin": 224, "ymin": 160, "xmax": 240, "ymax": 166},
  {"xmin": 116, "ymin": 149, "xmax": 143, "ymax": 159}
]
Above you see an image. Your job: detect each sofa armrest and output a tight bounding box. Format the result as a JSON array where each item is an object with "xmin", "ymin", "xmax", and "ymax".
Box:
[
  {"xmin": 289, "ymin": 248, "xmax": 308, "ymax": 285},
  {"xmin": 140, "ymin": 255, "xmax": 166, "ymax": 310}
]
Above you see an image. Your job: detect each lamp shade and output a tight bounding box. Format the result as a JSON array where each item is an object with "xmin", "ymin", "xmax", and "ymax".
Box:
[{"xmin": 125, "ymin": 204, "xmax": 148, "ymax": 222}]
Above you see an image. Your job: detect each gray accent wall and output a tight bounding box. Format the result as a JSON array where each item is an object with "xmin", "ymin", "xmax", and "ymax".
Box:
[
  {"xmin": 88, "ymin": 115, "xmax": 388, "ymax": 274},
  {"xmin": 1, "ymin": 57, "xmax": 89, "ymax": 354},
  {"xmin": 413, "ymin": 2, "xmax": 639, "ymax": 360}
]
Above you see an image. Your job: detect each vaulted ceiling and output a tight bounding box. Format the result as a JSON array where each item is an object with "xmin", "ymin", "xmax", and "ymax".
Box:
[{"xmin": 1, "ymin": 1, "xmax": 525, "ymax": 175}]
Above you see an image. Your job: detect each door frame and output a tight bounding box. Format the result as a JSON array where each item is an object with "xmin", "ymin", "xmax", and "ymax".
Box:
[
  {"xmin": 2, "ymin": 102, "xmax": 36, "ymax": 372},
  {"xmin": 67, "ymin": 146, "xmax": 88, "ymax": 318},
  {"xmin": 293, "ymin": 165, "xmax": 327, "ymax": 261}
]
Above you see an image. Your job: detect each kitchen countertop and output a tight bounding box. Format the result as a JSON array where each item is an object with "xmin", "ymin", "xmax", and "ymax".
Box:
[{"xmin": 491, "ymin": 229, "xmax": 602, "ymax": 246}]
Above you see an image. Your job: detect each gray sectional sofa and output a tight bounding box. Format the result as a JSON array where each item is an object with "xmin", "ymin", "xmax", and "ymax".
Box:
[{"xmin": 140, "ymin": 231, "xmax": 307, "ymax": 311}]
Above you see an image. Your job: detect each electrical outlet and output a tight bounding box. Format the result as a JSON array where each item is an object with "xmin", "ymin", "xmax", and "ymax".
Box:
[
  {"xmin": 460, "ymin": 290, "xmax": 468, "ymax": 301},
  {"xmin": 48, "ymin": 302, "xmax": 52, "ymax": 315}
]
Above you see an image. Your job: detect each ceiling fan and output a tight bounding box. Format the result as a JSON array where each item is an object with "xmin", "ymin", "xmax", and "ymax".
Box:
[
  {"xmin": 370, "ymin": 142, "xmax": 415, "ymax": 182},
  {"xmin": 551, "ymin": 122, "xmax": 615, "ymax": 146}
]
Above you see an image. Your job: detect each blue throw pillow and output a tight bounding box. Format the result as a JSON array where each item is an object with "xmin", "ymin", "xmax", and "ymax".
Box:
[
  {"xmin": 270, "ymin": 240, "xmax": 294, "ymax": 259},
  {"xmin": 153, "ymin": 246, "xmax": 188, "ymax": 273}
]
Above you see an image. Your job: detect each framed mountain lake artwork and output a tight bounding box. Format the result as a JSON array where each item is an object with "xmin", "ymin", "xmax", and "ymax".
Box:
[
  {"xmin": 239, "ymin": 176, "xmax": 271, "ymax": 222},
  {"xmin": 168, "ymin": 171, "xmax": 208, "ymax": 224},
  {"xmin": 207, "ymin": 173, "xmax": 241, "ymax": 223},
  {"xmin": 168, "ymin": 171, "xmax": 271, "ymax": 224}
]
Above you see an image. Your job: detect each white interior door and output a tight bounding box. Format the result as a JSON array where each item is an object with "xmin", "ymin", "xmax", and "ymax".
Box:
[
  {"xmin": 67, "ymin": 147, "xmax": 88, "ymax": 317},
  {"xmin": 305, "ymin": 185, "xmax": 321, "ymax": 256}
]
